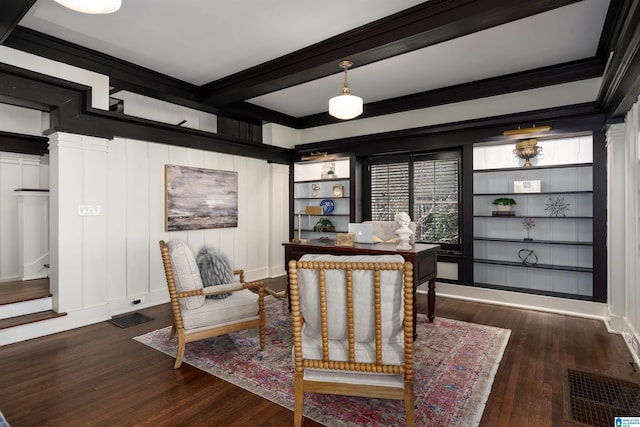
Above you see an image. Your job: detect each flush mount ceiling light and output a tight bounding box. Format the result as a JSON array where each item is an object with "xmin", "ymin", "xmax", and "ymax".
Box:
[
  {"xmin": 329, "ymin": 60, "xmax": 363, "ymax": 120},
  {"xmin": 54, "ymin": 0, "xmax": 121, "ymax": 14}
]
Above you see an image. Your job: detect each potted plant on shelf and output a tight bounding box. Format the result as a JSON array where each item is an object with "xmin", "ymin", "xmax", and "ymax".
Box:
[
  {"xmin": 314, "ymin": 217, "xmax": 335, "ymax": 232},
  {"xmin": 492, "ymin": 197, "xmax": 517, "ymax": 212}
]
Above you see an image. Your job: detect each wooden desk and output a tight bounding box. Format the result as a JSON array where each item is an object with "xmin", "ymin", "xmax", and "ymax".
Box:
[{"xmin": 283, "ymin": 241, "xmax": 439, "ymax": 336}]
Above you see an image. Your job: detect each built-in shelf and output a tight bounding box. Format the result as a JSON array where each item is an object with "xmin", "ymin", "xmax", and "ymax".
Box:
[
  {"xmin": 474, "ymin": 259, "xmax": 593, "ymax": 273},
  {"xmin": 473, "ymin": 237, "xmax": 592, "ymax": 245},
  {"xmin": 473, "ymin": 215, "xmax": 592, "ymax": 219},
  {"xmin": 474, "ymin": 190, "xmax": 592, "ymax": 196},
  {"xmin": 473, "ymin": 143, "xmax": 595, "ymax": 300}
]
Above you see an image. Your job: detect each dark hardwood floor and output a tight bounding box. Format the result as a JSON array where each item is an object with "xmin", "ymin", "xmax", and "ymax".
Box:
[{"xmin": 0, "ymin": 277, "xmax": 636, "ymax": 426}]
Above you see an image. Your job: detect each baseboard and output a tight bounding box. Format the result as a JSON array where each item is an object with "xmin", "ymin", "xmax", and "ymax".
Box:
[{"xmin": 423, "ymin": 282, "xmax": 607, "ymax": 320}]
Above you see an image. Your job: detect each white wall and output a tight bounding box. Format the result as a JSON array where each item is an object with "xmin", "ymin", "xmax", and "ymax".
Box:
[
  {"xmin": 0, "ymin": 152, "xmax": 48, "ymax": 282},
  {"xmin": 606, "ymin": 97, "xmax": 640, "ymax": 364}
]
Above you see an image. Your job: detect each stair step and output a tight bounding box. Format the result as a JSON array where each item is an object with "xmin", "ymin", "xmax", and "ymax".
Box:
[
  {"xmin": 0, "ymin": 278, "xmax": 50, "ymax": 305},
  {"xmin": 0, "ymin": 310, "xmax": 67, "ymax": 330}
]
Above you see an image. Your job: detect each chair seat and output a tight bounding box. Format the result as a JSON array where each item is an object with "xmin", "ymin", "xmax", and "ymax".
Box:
[
  {"xmin": 301, "ymin": 325, "xmax": 404, "ymax": 365},
  {"xmin": 182, "ymin": 288, "xmax": 259, "ymax": 330}
]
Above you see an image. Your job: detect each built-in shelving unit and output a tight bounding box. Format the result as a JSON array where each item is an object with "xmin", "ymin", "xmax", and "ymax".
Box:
[
  {"xmin": 292, "ymin": 157, "xmax": 354, "ymax": 241},
  {"xmin": 473, "ymin": 137, "xmax": 594, "ymax": 299}
]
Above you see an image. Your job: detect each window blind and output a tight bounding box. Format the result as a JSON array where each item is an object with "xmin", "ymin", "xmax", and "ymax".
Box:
[
  {"xmin": 370, "ymin": 162, "xmax": 409, "ymax": 221},
  {"xmin": 413, "ymin": 158, "xmax": 459, "ymax": 244}
]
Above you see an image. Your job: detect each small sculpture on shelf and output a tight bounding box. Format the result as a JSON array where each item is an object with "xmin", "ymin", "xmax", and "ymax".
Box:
[
  {"xmin": 545, "ymin": 197, "xmax": 570, "ymax": 217},
  {"xmin": 394, "ymin": 212, "xmax": 413, "ymax": 250},
  {"xmin": 513, "ymin": 139, "xmax": 542, "ymax": 167},
  {"xmin": 522, "ymin": 217, "xmax": 535, "ymax": 241},
  {"xmin": 311, "ymin": 184, "xmax": 320, "ymax": 197},
  {"xmin": 518, "ymin": 249, "xmax": 539, "ymax": 266}
]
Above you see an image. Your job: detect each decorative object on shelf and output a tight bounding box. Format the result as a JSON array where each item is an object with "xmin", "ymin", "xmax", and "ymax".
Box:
[
  {"xmin": 513, "ymin": 180, "xmax": 541, "ymax": 193},
  {"xmin": 54, "ymin": 0, "xmax": 121, "ymax": 14},
  {"xmin": 320, "ymin": 199, "xmax": 335, "ymax": 215},
  {"xmin": 305, "ymin": 206, "xmax": 323, "ymax": 215},
  {"xmin": 293, "ymin": 210, "xmax": 311, "ymax": 244},
  {"xmin": 314, "ymin": 217, "xmax": 335, "ymax": 232},
  {"xmin": 518, "ymin": 249, "xmax": 539, "ymax": 266},
  {"xmin": 335, "ymin": 232, "xmax": 356, "ymax": 247},
  {"xmin": 545, "ymin": 197, "xmax": 570, "ymax": 217},
  {"xmin": 311, "ymin": 184, "xmax": 320, "ymax": 197},
  {"xmin": 513, "ymin": 139, "xmax": 543, "ymax": 167},
  {"xmin": 329, "ymin": 60, "xmax": 363, "ymax": 120},
  {"xmin": 503, "ymin": 124, "xmax": 552, "ymax": 137},
  {"xmin": 394, "ymin": 212, "xmax": 414, "ymax": 250},
  {"xmin": 321, "ymin": 162, "xmax": 336, "ymax": 179},
  {"xmin": 522, "ymin": 217, "xmax": 535, "ymax": 240},
  {"xmin": 332, "ymin": 185, "xmax": 344, "ymax": 197},
  {"xmin": 492, "ymin": 197, "xmax": 516, "ymax": 212},
  {"xmin": 300, "ymin": 151, "xmax": 328, "ymax": 161}
]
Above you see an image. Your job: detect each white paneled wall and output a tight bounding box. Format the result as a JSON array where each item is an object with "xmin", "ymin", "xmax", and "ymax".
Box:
[
  {"xmin": 0, "ymin": 152, "xmax": 48, "ymax": 282},
  {"xmin": 106, "ymin": 137, "xmax": 276, "ymax": 314}
]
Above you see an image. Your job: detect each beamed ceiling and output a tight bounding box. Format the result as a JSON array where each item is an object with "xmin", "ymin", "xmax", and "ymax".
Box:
[{"xmin": 1, "ymin": 0, "xmax": 640, "ymax": 133}]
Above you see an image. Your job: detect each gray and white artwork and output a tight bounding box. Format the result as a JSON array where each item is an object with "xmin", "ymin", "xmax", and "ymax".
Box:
[{"xmin": 165, "ymin": 164, "xmax": 238, "ymax": 231}]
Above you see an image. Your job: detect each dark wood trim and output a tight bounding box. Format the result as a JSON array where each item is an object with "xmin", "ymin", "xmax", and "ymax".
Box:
[
  {"xmin": 5, "ymin": 27, "xmax": 203, "ymax": 110},
  {"xmin": 295, "ymin": 103, "xmax": 602, "ymax": 156},
  {"xmin": 200, "ymin": 0, "xmax": 581, "ymax": 106},
  {"xmin": 459, "ymin": 143, "xmax": 474, "ymax": 285},
  {"xmin": 596, "ymin": 0, "xmax": 640, "ymax": 118},
  {"xmin": 0, "ymin": 0, "xmax": 35, "ymax": 43},
  {"xmin": 0, "ymin": 63, "xmax": 292, "ymax": 164},
  {"xmin": 592, "ymin": 124, "xmax": 608, "ymax": 303},
  {"xmin": 0, "ymin": 130, "xmax": 48, "ymax": 156},
  {"xmin": 297, "ymin": 58, "xmax": 603, "ymax": 128}
]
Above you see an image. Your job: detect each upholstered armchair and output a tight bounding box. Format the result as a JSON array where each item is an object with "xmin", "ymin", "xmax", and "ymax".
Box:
[
  {"xmin": 364, "ymin": 220, "xmax": 417, "ymax": 244},
  {"xmin": 159, "ymin": 239, "xmax": 265, "ymax": 369},
  {"xmin": 288, "ymin": 254, "xmax": 414, "ymax": 427}
]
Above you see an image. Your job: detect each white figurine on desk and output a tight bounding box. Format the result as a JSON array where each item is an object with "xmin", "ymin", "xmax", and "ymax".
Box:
[{"xmin": 394, "ymin": 212, "xmax": 413, "ymax": 250}]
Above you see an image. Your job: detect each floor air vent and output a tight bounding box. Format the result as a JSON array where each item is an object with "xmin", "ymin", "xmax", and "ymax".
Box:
[
  {"xmin": 109, "ymin": 312, "xmax": 153, "ymax": 328},
  {"xmin": 566, "ymin": 368, "xmax": 640, "ymax": 426}
]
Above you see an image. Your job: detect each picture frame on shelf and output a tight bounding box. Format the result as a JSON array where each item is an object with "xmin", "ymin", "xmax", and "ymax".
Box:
[{"xmin": 336, "ymin": 233, "xmax": 355, "ymax": 247}]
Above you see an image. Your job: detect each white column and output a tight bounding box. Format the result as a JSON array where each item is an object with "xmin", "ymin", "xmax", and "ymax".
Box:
[
  {"xmin": 606, "ymin": 123, "xmax": 627, "ymax": 331},
  {"xmin": 49, "ymin": 132, "xmax": 109, "ymax": 314},
  {"xmin": 268, "ymin": 163, "xmax": 290, "ymax": 277}
]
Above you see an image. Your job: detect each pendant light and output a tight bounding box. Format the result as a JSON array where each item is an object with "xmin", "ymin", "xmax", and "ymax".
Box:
[
  {"xmin": 329, "ymin": 60, "xmax": 363, "ymax": 120},
  {"xmin": 54, "ymin": 0, "xmax": 121, "ymax": 14}
]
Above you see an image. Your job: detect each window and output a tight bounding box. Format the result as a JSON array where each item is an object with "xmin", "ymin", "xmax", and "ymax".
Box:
[{"xmin": 369, "ymin": 151, "xmax": 460, "ymax": 250}]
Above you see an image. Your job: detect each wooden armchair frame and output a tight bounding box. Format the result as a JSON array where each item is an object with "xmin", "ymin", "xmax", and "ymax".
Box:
[
  {"xmin": 159, "ymin": 240, "xmax": 265, "ymax": 369},
  {"xmin": 288, "ymin": 258, "xmax": 414, "ymax": 427}
]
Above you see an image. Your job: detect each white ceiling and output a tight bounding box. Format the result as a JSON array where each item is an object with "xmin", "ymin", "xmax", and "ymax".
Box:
[{"xmin": 19, "ymin": 0, "xmax": 610, "ymax": 118}]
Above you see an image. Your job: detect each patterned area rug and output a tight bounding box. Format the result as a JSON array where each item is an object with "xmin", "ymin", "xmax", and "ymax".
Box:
[{"xmin": 134, "ymin": 297, "xmax": 510, "ymax": 427}]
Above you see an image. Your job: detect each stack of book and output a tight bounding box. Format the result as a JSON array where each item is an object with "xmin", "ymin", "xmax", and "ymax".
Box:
[{"xmin": 492, "ymin": 210, "xmax": 515, "ymax": 217}]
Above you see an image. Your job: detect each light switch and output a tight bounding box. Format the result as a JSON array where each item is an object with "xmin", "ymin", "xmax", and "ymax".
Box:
[{"xmin": 78, "ymin": 205, "xmax": 100, "ymax": 216}]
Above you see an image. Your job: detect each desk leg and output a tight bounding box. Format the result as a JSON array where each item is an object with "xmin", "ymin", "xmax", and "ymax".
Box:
[{"xmin": 427, "ymin": 278, "xmax": 436, "ymax": 322}]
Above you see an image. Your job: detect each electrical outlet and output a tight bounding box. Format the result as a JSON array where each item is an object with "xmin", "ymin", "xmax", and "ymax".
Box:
[
  {"xmin": 133, "ymin": 297, "xmax": 145, "ymax": 305},
  {"xmin": 633, "ymin": 339, "xmax": 639, "ymax": 355},
  {"xmin": 624, "ymin": 332, "xmax": 632, "ymax": 344}
]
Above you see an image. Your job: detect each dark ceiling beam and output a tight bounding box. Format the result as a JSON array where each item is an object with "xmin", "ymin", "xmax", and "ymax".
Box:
[
  {"xmin": 4, "ymin": 27, "xmax": 203, "ymax": 107},
  {"xmin": 0, "ymin": 63, "xmax": 292, "ymax": 163},
  {"xmin": 596, "ymin": 0, "xmax": 640, "ymax": 119},
  {"xmin": 296, "ymin": 57, "xmax": 604, "ymax": 128},
  {"xmin": 0, "ymin": 0, "xmax": 35, "ymax": 43},
  {"xmin": 0, "ymin": 130, "xmax": 48, "ymax": 156},
  {"xmin": 200, "ymin": 0, "xmax": 582, "ymax": 106}
]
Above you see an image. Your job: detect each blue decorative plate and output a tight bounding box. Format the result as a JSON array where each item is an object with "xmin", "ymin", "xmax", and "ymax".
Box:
[{"xmin": 320, "ymin": 199, "xmax": 334, "ymax": 215}]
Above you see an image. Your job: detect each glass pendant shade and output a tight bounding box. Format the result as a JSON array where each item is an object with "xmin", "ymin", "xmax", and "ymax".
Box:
[
  {"xmin": 329, "ymin": 93, "xmax": 363, "ymax": 120},
  {"xmin": 328, "ymin": 60, "xmax": 363, "ymax": 120},
  {"xmin": 54, "ymin": 0, "xmax": 121, "ymax": 14}
]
